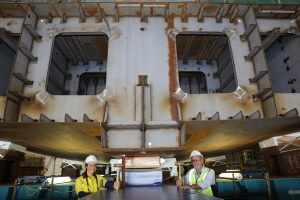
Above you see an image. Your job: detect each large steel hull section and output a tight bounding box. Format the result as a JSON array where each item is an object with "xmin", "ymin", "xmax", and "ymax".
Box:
[{"xmin": 0, "ymin": 2, "xmax": 300, "ymax": 162}]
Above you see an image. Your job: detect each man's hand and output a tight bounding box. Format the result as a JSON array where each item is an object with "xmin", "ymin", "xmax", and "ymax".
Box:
[
  {"xmin": 99, "ymin": 187, "xmax": 107, "ymax": 191},
  {"xmin": 180, "ymin": 184, "xmax": 200, "ymax": 190},
  {"xmin": 180, "ymin": 185, "xmax": 190, "ymax": 189}
]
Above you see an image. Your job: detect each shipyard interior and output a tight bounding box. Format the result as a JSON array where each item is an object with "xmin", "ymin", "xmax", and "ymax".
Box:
[{"xmin": 0, "ymin": 1, "xmax": 300, "ymax": 200}]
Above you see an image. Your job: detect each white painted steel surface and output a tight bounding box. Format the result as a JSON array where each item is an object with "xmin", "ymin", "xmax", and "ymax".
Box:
[
  {"xmin": 107, "ymin": 129, "xmax": 142, "ymax": 148},
  {"xmin": 20, "ymin": 17, "xmax": 173, "ymax": 122},
  {"xmin": 145, "ymin": 129, "xmax": 180, "ymax": 148},
  {"xmin": 0, "ymin": 18, "xmax": 23, "ymax": 34},
  {"xmin": 19, "ymin": 16, "xmax": 263, "ymax": 122}
]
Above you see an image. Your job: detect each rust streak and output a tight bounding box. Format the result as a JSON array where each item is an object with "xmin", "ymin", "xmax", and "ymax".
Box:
[
  {"xmin": 166, "ymin": 16, "xmax": 178, "ymax": 121},
  {"xmin": 99, "ymin": 7, "xmax": 105, "ymax": 17},
  {"xmin": 85, "ymin": 5, "xmax": 97, "ymax": 17},
  {"xmin": 187, "ymin": 130, "xmax": 208, "ymax": 139},
  {"xmin": 22, "ymin": 93, "xmax": 52, "ymax": 116},
  {"xmin": 233, "ymin": 19, "xmax": 238, "ymax": 25}
]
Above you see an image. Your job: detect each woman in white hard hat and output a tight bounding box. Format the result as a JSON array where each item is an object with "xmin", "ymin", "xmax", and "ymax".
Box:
[
  {"xmin": 75, "ymin": 155, "xmax": 120, "ymax": 198},
  {"xmin": 176, "ymin": 150, "xmax": 216, "ymax": 196}
]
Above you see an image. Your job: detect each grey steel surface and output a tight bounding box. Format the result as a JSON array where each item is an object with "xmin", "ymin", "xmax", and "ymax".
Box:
[{"xmin": 81, "ymin": 185, "xmax": 222, "ymax": 200}]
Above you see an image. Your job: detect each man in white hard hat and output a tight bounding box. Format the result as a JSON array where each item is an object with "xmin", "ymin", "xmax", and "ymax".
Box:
[
  {"xmin": 75, "ymin": 155, "xmax": 120, "ymax": 198},
  {"xmin": 176, "ymin": 150, "xmax": 215, "ymax": 196}
]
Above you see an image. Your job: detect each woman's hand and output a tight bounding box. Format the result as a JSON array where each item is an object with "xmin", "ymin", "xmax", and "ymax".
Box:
[
  {"xmin": 113, "ymin": 181, "xmax": 120, "ymax": 189},
  {"xmin": 176, "ymin": 179, "xmax": 183, "ymax": 187}
]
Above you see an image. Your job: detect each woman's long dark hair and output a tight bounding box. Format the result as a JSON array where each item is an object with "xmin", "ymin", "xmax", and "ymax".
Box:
[{"xmin": 84, "ymin": 164, "xmax": 99, "ymax": 192}]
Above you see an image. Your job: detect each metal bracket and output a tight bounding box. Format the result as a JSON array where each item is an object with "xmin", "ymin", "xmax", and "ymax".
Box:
[
  {"xmin": 208, "ymin": 112, "xmax": 220, "ymax": 120},
  {"xmin": 229, "ymin": 111, "xmax": 243, "ymax": 120},
  {"xmin": 245, "ymin": 46, "xmax": 261, "ymax": 61},
  {"xmin": 19, "ymin": 47, "xmax": 38, "ymax": 61},
  {"xmin": 83, "ymin": 114, "xmax": 93, "ymax": 122},
  {"xmin": 12, "ymin": 73, "xmax": 33, "ymax": 85},
  {"xmin": 65, "ymin": 114, "xmax": 77, "ymax": 122},
  {"xmin": 78, "ymin": 4, "xmax": 86, "ymax": 23},
  {"xmin": 40, "ymin": 113, "xmax": 55, "ymax": 122},
  {"xmin": 198, "ymin": 4, "xmax": 204, "ymax": 22},
  {"xmin": 279, "ymin": 108, "xmax": 298, "ymax": 117},
  {"xmin": 252, "ymin": 88, "xmax": 271, "ymax": 100},
  {"xmin": 21, "ymin": 114, "xmax": 38, "ymax": 122},
  {"xmin": 245, "ymin": 110, "xmax": 261, "ymax": 119},
  {"xmin": 191, "ymin": 112, "xmax": 202, "ymax": 120},
  {"xmin": 212, "ymin": 160, "xmax": 226, "ymax": 167},
  {"xmin": 62, "ymin": 161, "xmax": 77, "ymax": 169},
  {"xmin": 9, "ymin": 91, "xmax": 30, "ymax": 102},
  {"xmin": 24, "ymin": 24, "xmax": 42, "ymax": 41},
  {"xmin": 230, "ymin": 5, "xmax": 238, "ymax": 23},
  {"xmin": 48, "ymin": 13, "xmax": 53, "ymax": 23},
  {"xmin": 216, "ymin": 5, "xmax": 224, "ymax": 23},
  {"xmin": 262, "ymin": 27, "xmax": 281, "ymax": 51},
  {"xmin": 278, "ymin": 136, "xmax": 300, "ymax": 152},
  {"xmin": 62, "ymin": 12, "xmax": 67, "ymax": 23},
  {"xmin": 240, "ymin": 24, "xmax": 256, "ymax": 41},
  {"xmin": 96, "ymin": 5, "xmax": 103, "ymax": 23},
  {"xmin": 249, "ymin": 71, "xmax": 267, "ymax": 83},
  {"xmin": 181, "ymin": 5, "xmax": 187, "ymax": 22}
]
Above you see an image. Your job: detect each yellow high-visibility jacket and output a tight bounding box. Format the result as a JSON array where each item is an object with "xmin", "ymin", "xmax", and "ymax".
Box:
[
  {"xmin": 188, "ymin": 167, "xmax": 213, "ymax": 196},
  {"xmin": 75, "ymin": 173, "xmax": 110, "ymax": 198}
]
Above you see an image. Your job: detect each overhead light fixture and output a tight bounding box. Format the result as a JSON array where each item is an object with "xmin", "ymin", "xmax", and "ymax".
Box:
[
  {"xmin": 46, "ymin": 176, "xmax": 72, "ymax": 185},
  {"xmin": 117, "ymin": 4, "xmax": 166, "ymax": 8},
  {"xmin": 259, "ymin": 10, "xmax": 295, "ymax": 14},
  {"xmin": 226, "ymin": 169, "xmax": 241, "ymax": 172},
  {"xmin": 144, "ymin": 5, "xmax": 166, "ymax": 8},
  {"xmin": 219, "ymin": 173, "xmax": 243, "ymax": 180}
]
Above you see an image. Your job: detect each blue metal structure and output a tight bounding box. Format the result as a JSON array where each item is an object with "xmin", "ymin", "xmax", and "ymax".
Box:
[{"xmin": 0, "ymin": 178, "xmax": 299, "ymax": 199}]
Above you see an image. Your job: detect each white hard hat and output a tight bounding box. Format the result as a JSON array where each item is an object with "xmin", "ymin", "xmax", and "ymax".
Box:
[
  {"xmin": 190, "ymin": 150, "xmax": 203, "ymax": 159},
  {"xmin": 85, "ymin": 155, "xmax": 98, "ymax": 164}
]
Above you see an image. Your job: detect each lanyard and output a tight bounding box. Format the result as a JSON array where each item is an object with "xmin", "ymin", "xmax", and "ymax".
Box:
[{"xmin": 195, "ymin": 171, "xmax": 202, "ymax": 181}]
